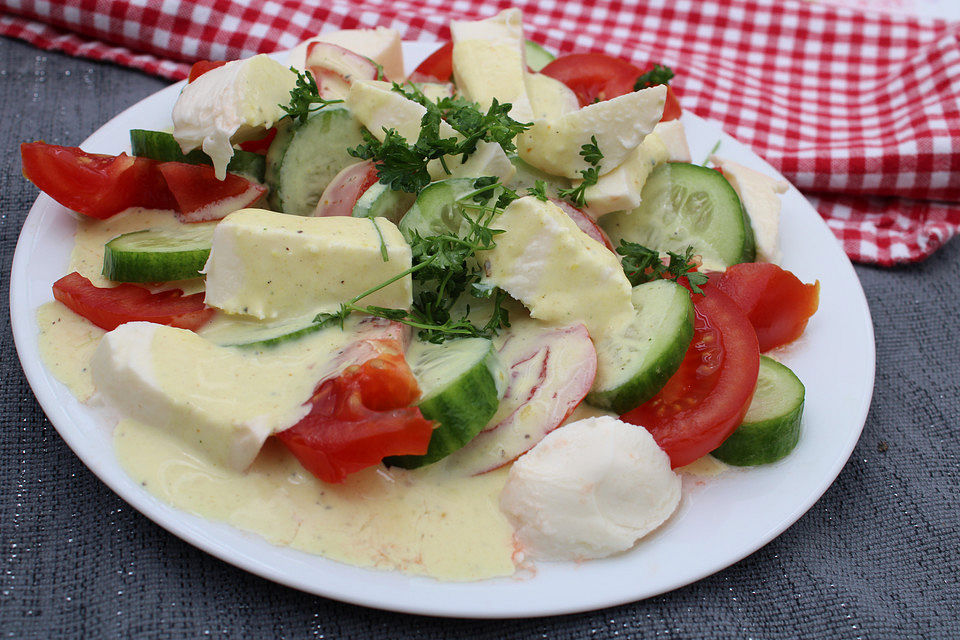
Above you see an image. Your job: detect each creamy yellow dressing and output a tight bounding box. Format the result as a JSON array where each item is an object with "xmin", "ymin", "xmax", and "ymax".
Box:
[{"xmin": 36, "ymin": 301, "xmax": 104, "ymax": 401}]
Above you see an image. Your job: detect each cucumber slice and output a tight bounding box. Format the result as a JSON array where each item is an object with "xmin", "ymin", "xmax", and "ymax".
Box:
[
  {"xmin": 587, "ymin": 279, "xmax": 694, "ymax": 413},
  {"xmin": 600, "ymin": 162, "xmax": 756, "ymax": 269},
  {"xmin": 102, "ymin": 223, "xmax": 217, "ymax": 283},
  {"xmin": 352, "ymin": 182, "xmax": 416, "ymax": 224},
  {"xmin": 129, "ymin": 129, "xmax": 266, "ymax": 182},
  {"xmin": 387, "ymin": 337, "xmax": 505, "ymax": 468},
  {"xmin": 524, "ymin": 40, "xmax": 555, "ymax": 72},
  {"xmin": 198, "ymin": 314, "xmax": 324, "ymax": 348},
  {"xmin": 396, "ymin": 177, "xmax": 481, "ymax": 242},
  {"xmin": 712, "ymin": 356, "xmax": 804, "ymax": 466},
  {"xmin": 265, "ymin": 108, "xmax": 366, "ymax": 216},
  {"xmin": 505, "ymin": 155, "xmax": 570, "ymax": 199}
]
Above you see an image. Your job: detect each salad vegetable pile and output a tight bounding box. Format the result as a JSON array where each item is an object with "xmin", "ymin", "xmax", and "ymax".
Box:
[{"xmin": 21, "ymin": 8, "xmax": 820, "ymax": 566}]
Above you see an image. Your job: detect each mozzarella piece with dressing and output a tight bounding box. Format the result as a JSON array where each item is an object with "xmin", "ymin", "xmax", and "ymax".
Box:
[
  {"xmin": 499, "ymin": 416, "xmax": 681, "ymax": 561},
  {"xmin": 525, "ymin": 73, "xmax": 579, "ymax": 121},
  {"xmin": 712, "ymin": 156, "xmax": 788, "ymax": 262},
  {"xmin": 204, "ymin": 209, "xmax": 412, "ymax": 320},
  {"xmin": 480, "ymin": 196, "xmax": 634, "ymax": 340},
  {"xmin": 652, "ymin": 119, "xmax": 692, "ymax": 162},
  {"xmin": 92, "ymin": 322, "xmax": 313, "ymax": 471},
  {"xmin": 172, "ymin": 55, "xmax": 297, "ymax": 180},
  {"xmin": 347, "ymin": 79, "xmax": 458, "ymax": 142},
  {"xmin": 286, "ymin": 27, "xmax": 404, "ymax": 80},
  {"xmin": 517, "ymin": 85, "xmax": 666, "ymax": 178},
  {"xmin": 451, "ymin": 8, "xmax": 534, "ymax": 123},
  {"xmin": 581, "ymin": 133, "xmax": 669, "ymax": 218}
]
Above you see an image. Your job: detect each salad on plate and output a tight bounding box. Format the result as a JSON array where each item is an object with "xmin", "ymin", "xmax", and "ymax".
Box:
[{"xmin": 20, "ymin": 8, "xmax": 820, "ymax": 581}]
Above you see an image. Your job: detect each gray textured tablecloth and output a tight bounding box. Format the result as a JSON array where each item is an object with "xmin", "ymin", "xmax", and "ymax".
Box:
[{"xmin": 2, "ymin": 37, "xmax": 958, "ymax": 639}]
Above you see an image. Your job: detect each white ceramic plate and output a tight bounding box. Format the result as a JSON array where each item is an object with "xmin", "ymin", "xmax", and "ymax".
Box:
[{"xmin": 10, "ymin": 42, "xmax": 875, "ymax": 618}]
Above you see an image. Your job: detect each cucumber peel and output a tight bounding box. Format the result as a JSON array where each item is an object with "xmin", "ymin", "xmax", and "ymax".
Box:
[{"xmin": 102, "ymin": 223, "xmax": 216, "ymax": 283}]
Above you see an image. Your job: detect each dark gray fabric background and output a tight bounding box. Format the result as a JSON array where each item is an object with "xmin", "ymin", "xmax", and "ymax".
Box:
[{"xmin": 2, "ymin": 37, "xmax": 958, "ymax": 639}]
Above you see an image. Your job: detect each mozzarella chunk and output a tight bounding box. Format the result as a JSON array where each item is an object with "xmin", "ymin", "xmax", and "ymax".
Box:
[
  {"xmin": 204, "ymin": 208, "xmax": 412, "ymax": 320},
  {"xmin": 347, "ymin": 79, "xmax": 457, "ymax": 142},
  {"xmin": 517, "ymin": 85, "xmax": 666, "ymax": 178},
  {"xmin": 451, "ymin": 9, "xmax": 534, "ymax": 123},
  {"xmin": 91, "ymin": 322, "xmax": 311, "ymax": 471},
  {"xmin": 500, "ymin": 416, "xmax": 681, "ymax": 560},
  {"xmin": 172, "ymin": 55, "xmax": 297, "ymax": 180},
  {"xmin": 652, "ymin": 119, "xmax": 692, "ymax": 162},
  {"xmin": 480, "ymin": 197, "xmax": 634, "ymax": 339},
  {"xmin": 712, "ymin": 156, "xmax": 789, "ymax": 262},
  {"xmin": 525, "ymin": 73, "xmax": 580, "ymax": 120},
  {"xmin": 581, "ymin": 133, "xmax": 669, "ymax": 218},
  {"xmin": 428, "ymin": 140, "xmax": 517, "ymax": 182},
  {"xmin": 286, "ymin": 27, "xmax": 404, "ymax": 80}
]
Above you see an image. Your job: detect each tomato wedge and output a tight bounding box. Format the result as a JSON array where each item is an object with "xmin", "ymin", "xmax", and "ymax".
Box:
[
  {"xmin": 716, "ymin": 263, "xmax": 820, "ymax": 352},
  {"xmin": 21, "ymin": 142, "xmax": 176, "ymax": 219},
  {"xmin": 276, "ymin": 344, "xmax": 434, "ymax": 483},
  {"xmin": 621, "ymin": 284, "xmax": 760, "ymax": 468},
  {"xmin": 541, "ymin": 53, "xmax": 682, "ymax": 120},
  {"xmin": 52, "ymin": 272, "xmax": 214, "ymax": 331},
  {"xmin": 158, "ymin": 162, "xmax": 266, "ymax": 222},
  {"xmin": 409, "ymin": 41, "xmax": 454, "ymax": 83},
  {"xmin": 237, "ymin": 128, "xmax": 277, "ymax": 154},
  {"xmin": 187, "ymin": 60, "xmax": 228, "ymax": 82}
]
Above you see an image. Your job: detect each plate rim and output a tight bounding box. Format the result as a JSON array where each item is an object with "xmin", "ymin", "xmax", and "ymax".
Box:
[{"xmin": 9, "ymin": 41, "xmax": 876, "ymax": 618}]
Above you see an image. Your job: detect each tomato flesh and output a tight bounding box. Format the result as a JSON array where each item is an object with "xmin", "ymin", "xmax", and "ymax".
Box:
[
  {"xmin": 187, "ymin": 60, "xmax": 228, "ymax": 83},
  {"xmin": 21, "ymin": 142, "xmax": 176, "ymax": 219},
  {"xmin": 237, "ymin": 128, "xmax": 277, "ymax": 154},
  {"xmin": 276, "ymin": 345, "xmax": 433, "ymax": 483},
  {"xmin": 158, "ymin": 162, "xmax": 266, "ymax": 222},
  {"xmin": 52, "ymin": 272, "xmax": 214, "ymax": 331},
  {"xmin": 409, "ymin": 41, "xmax": 454, "ymax": 83},
  {"xmin": 621, "ymin": 285, "xmax": 759, "ymax": 468},
  {"xmin": 716, "ymin": 263, "xmax": 820, "ymax": 352},
  {"xmin": 541, "ymin": 53, "xmax": 641, "ymax": 106}
]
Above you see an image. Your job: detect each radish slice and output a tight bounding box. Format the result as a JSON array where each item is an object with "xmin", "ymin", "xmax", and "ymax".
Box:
[
  {"xmin": 306, "ymin": 42, "xmax": 378, "ymax": 100},
  {"xmin": 551, "ymin": 198, "xmax": 615, "ymax": 251},
  {"xmin": 445, "ymin": 321, "xmax": 597, "ymax": 475},
  {"xmin": 312, "ymin": 160, "xmax": 379, "ymax": 217}
]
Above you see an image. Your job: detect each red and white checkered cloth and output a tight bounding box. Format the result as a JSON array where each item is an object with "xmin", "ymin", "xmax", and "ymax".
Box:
[{"xmin": 3, "ymin": 0, "xmax": 959, "ymax": 265}]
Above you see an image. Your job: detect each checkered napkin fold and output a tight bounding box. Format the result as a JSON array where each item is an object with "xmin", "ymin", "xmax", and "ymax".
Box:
[{"xmin": 3, "ymin": 0, "xmax": 959, "ymax": 265}]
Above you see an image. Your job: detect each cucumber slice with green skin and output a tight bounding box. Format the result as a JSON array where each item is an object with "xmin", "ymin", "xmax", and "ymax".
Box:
[
  {"xmin": 265, "ymin": 108, "xmax": 366, "ymax": 216},
  {"xmin": 102, "ymin": 223, "xmax": 217, "ymax": 282},
  {"xmin": 352, "ymin": 182, "xmax": 416, "ymax": 224},
  {"xmin": 587, "ymin": 279, "xmax": 694, "ymax": 413},
  {"xmin": 129, "ymin": 129, "xmax": 266, "ymax": 182},
  {"xmin": 600, "ymin": 162, "xmax": 756, "ymax": 269},
  {"xmin": 397, "ymin": 177, "xmax": 481, "ymax": 242},
  {"xmin": 712, "ymin": 356, "xmax": 804, "ymax": 466},
  {"xmin": 387, "ymin": 337, "xmax": 505, "ymax": 468},
  {"xmin": 524, "ymin": 40, "xmax": 555, "ymax": 72}
]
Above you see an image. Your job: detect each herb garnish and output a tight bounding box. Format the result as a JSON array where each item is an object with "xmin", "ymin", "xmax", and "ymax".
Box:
[
  {"xmin": 348, "ymin": 83, "xmax": 531, "ymax": 194},
  {"xmin": 557, "ymin": 136, "xmax": 603, "ymax": 207},
  {"xmin": 617, "ymin": 240, "xmax": 709, "ymax": 294},
  {"xmin": 316, "ymin": 185, "xmax": 516, "ymax": 343},
  {"xmin": 279, "ymin": 68, "xmax": 344, "ymax": 124},
  {"xmin": 526, "ymin": 180, "xmax": 549, "ymax": 202},
  {"xmin": 634, "ymin": 64, "xmax": 675, "ymax": 91}
]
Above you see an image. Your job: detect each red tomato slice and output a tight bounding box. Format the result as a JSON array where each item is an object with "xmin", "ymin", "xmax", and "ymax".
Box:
[
  {"xmin": 716, "ymin": 263, "xmax": 820, "ymax": 352},
  {"xmin": 550, "ymin": 198, "xmax": 614, "ymax": 250},
  {"xmin": 312, "ymin": 160, "xmax": 379, "ymax": 217},
  {"xmin": 661, "ymin": 85, "xmax": 682, "ymax": 122},
  {"xmin": 158, "ymin": 162, "xmax": 266, "ymax": 223},
  {"xmin": 409, "ymin": 41, "xmax": 453, "ymax": 83},
  {"xmin": 621, "ymin": 284, "xmax": 760, "ymax": 468},
  {"xmin": 541, "ymin": 53, "xmax": 642, "ymax": 107},
  {"xmin": 52, "ymin": 272, "xmax": 214, "ymax": 331},
  {"xmin": 21, "ymin": 142, "xmax": 176, "ymax": 219},
  {"xmin": 237, "ymin": 128, "xmax": 277, "ymax": 154},
  {"xmin": 276, "ymin": 346, "xmax": 434, "ymax": 483},
  {"xmin": 187, "ymin": 60, "xmax": 228, "ymax": 83}
]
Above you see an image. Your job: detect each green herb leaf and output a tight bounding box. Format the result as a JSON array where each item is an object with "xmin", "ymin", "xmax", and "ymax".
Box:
[
  {"xmin": 616, "ymin": 240, "xmax": 708, "ymax": 293},
  {"xmin": 526, "ymin": 180, "xmax": 549, "ymax": 201},
  {"xmin": 634, "ymin": 64, "xmax": 675, "ymax": 91},
  {"xmin": 279, "ymin": 67, "xmax": 344, "ymax": 124},
  {"xmin": 558, "ymin": 136, "xmax": 603, "ymax": 208}
]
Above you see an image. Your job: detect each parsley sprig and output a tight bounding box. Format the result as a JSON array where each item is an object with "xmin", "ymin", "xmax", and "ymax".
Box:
[
  {"xmin": 616, "ymin": 240, "xmax": 709, "ymax": 294},
  {"xmin": 558, "ymin": 136, "xmax": 603, "ymax": 207},
  {"xmin": 633, "ymin": 64, "xmax": 675, "ymax": 91},
  {"xmin": 278, "ymin": 68, "xmax": 344, "ymax": 124},
  {"xmin": 316, "ymin": 185, "xmax": 516, "ymax": 343},
  {"xmin": 348, "ymin": 83, "xmax": 531, "ymax": 194}
]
